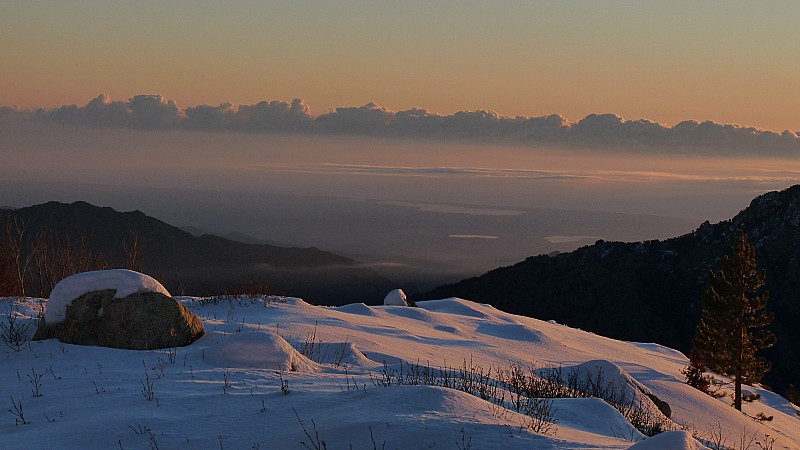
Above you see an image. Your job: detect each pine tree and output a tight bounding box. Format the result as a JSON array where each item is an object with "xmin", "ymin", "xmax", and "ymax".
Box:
[{"xmin": 693, "ymin": 231, "xmax": 775, "ymax": 411}]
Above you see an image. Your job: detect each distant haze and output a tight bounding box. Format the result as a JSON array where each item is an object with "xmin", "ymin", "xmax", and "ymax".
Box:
[{"xmin": 2, "ymin": 118, "xmax": 797, "ymax": 289}]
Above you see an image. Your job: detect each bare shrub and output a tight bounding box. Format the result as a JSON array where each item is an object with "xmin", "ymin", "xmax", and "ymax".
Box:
[
  {"xmin": 372, "ymin": 359, "xmax": 558, "ymax": 436},
  {"xmin": 140, "ymin": 361, "xmax": 155, "ymax": 402},
  {"xmin": 1, "ymin": 215, "xmax": 110, "ymax": 298},
  {"xmin": 123, "ymin": 232, "xmax": 143, "ymax": 272},
  {"xmin": 522, "ymin": 397, "xmax": 557, "ymax": 435},
  {"xmin": 1, "ymin": 305, "xmax": 31, "ymax": 352},
  {"xmin": 293, "ymin": 408, "xmax": 328, "ymax": 450},
  {"xmin": 277, "ymin": 369, "xmax": 291, "ymax": 395},
  {"xmin": 28, "ymin": 229, "xmax": 109, "ymax": 298},
  {"xmin": 371, "ymin": 358, "xmax": 674, "ymax": 438},
  {"xmin": 8, "ymin": 396, "xmax": 28, "ymax": 425},
  {"xmin": 4, "ymin": 216, "xmax": 31, "ymax": 297},
  {"xmin": 455, "ymin": 427, "xmax": 472, "ymax": 450},
  {"xmin": 223, "ymin": 365, "xmax": 232, "ymax": 394},
  {"xmin": 0, "ymin": 222, "xmax": 21, "ymax": 296},
  {"xmin": 27, "ymin": 368, "xmax": 43, "ymax": 397},
  {"xmin": 702, "ymin": 420, "xmax": 729, "ymax": 450},
  {"xmin": 298, "ymin": 322, "xmax": 323, "ymax": 363}
]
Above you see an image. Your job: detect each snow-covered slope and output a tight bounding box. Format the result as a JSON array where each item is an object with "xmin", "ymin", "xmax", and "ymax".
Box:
[{"xmin": 1, "ymin": 295, "xmax": 797, "ymax": 449}]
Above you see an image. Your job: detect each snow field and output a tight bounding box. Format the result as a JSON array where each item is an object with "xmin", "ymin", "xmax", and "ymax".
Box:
[{"xmin": 1, "ymin": 295, "xmax": 798, "ymax": 449}]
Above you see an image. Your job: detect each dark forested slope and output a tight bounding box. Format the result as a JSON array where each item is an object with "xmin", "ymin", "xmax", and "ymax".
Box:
[
  {"xmin": 424, "ymin": 185, "xmax": 800, "ymax": 394},
  {"xmin": 0, "ymin": 201, "xmax": 392, "ymax": 304}
]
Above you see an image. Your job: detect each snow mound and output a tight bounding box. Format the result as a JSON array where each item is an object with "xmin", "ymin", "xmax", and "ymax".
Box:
[
  {"xmin": 416, "ymin": 297, "xmax": 491, "ymax": 318},
  {"xmin": 376, "ymin": 306, "xmax": 468, "ymax": 337},
  {"xmin": 45, "ymin": 269, "xmax": 171, "ymax": 324},
  {"xmin": 546, "ymin": 360, "xmax": 672, "ymax": 428},
  {"xmin": 559, "ymin": 359, "xmax": 654, "ymax": 397},
  {"xmin": 307, "ymin": 341, "xmax": 379, "ymax": 369},
  {"xmin": 627, "ymin": 430, "xmax": 709, "ymax": 449},
  {"xmin": 289, "ymin": 385, "xmax": 551, "ymax": 450},
  {"xmin": 475, "ymin": 322, "xmax": 548, "ymax": 342},
  {"xmin": 335, "ymin": 303, "xmax": 376, "ymax": 316},
  {"xmin": 383, "ymin": 289, "xmax": 408, "ymax": 306},
  {"xmin": 631, "ymin": 342, "xmax": 689, "ymax": 364},
  {"xmin": 382, "ymin": 305, "xmax": 436, "ymax": 321},
  {"xmin": 202, "ymin": 331, "xmax": 317, "ymax": 372},
  {"xmin": 551, "ymin": 397, "xmax": 644, "ymax": 441}
]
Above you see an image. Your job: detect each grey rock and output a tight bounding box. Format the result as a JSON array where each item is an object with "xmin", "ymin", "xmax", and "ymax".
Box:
[{"xmin": 33, "ymin": 290, "xmax": 204, "ymax": 349}]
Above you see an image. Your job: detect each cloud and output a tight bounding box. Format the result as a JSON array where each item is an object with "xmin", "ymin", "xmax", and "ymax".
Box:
[
  {"xmin": 315, "ymin": 102, "xmax": 393, "ymax": 134},
  {"xmin": 245, "ymin": 162, "xmax": 800, "ymax": 185},
  {"xmin": 183, "ymin": 98, "xmax": 312, "ymax": 132},
  {"xmin": 379, "ymin": 201, "xmax": 524, "ymax": 216},
  {"xmin": 6, "ymin": 94, "xmax": 800, "ymax": 155},
  {"xmin": 44, "ymin": 94, "xmax": 182, "ymax": 129},
  {"xmin": 246, "ymin": 162, "xmax": 587, "ymax": 180},
  {"xmin": 318, "ymin": 164, "xmax": 583, "ymax": 180}
]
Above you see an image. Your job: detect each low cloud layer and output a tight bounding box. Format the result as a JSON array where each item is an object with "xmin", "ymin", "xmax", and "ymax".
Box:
[
  {"xmin": 4, "ymin": 94, "xmax": 800, "ymax": 155},
  {"xmin": 248, "ymin": 162, "xmax": 800, "ymax": 185}
]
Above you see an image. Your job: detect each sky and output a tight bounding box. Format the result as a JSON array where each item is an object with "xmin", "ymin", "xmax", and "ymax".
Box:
[
  {"xmin": 2, "ymin": 1, "xmax": 800, "ymax": 285},
  {"xmin": 2, "ymin": 1, "xmax": 800, "ymax": 132}
]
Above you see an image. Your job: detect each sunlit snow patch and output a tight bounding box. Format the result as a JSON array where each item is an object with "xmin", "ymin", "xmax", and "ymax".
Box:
[{"xmin": 417, "ymin": 297, "xmax": 492, "ymax": 319}]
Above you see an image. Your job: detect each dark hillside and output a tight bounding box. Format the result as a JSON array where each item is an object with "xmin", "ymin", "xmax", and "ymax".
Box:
[
  {"xmin": 0, "ymin": 201, "xmax": 392, "ymax": 304},
  {"xmin": 423, "ymin": 185, "xmax": 800, "ymax": 395}
]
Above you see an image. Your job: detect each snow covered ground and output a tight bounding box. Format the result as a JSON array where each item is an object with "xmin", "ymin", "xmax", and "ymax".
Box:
[{"xmin": 1, "ymin": 294, "xmax": 798, "ymax": 449}]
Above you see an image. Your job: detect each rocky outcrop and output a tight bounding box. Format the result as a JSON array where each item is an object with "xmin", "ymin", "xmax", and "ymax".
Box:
[{"xmin": 34, "ymin": 290, "xmax": 204, "ymax": 349}]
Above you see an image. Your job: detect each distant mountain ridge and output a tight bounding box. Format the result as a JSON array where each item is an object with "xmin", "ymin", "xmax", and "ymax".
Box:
[
  {"xmin": 423, "ymin": 185, "xmax": 800, "ymax": 394},
  {"xmin": 180, "ymin": 225, "xmax": 284, "ymax": 246},
  {"xmin": 0, "ymin": 201, "xmax": 392, "ymax": 304}
]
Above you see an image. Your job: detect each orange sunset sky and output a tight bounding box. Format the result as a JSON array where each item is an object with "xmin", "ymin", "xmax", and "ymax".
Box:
[{"xmin": 2, "ymin": 1, "xmax": 799, "ymax": 132}]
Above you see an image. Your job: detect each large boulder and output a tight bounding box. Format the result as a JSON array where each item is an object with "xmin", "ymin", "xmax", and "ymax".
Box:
[{"xmin": 34, "ymin": 288, "xmax": 205, "ymax": 350}]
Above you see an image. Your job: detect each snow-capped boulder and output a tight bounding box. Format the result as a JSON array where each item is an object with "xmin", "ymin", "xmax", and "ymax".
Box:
[
  {"xmin": 383, "ymin": 288, "xmax": 408, "ymax": 306},
  {"xmin": 33, "ymin": 270, "xmax": 204, "ymax": 349},
  {"xmin": 44, "ymin": 269, "xmax": 172, "ymax": 325}
]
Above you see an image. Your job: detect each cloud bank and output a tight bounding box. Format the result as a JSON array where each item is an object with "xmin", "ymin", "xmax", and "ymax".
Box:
[
  {"xmin": 248, "ymin": 163, "xmax": 800, "ymax": 185},
  {"xmin": 6, "ymin": 94, "xmax": 800, "ymax": 155}
]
